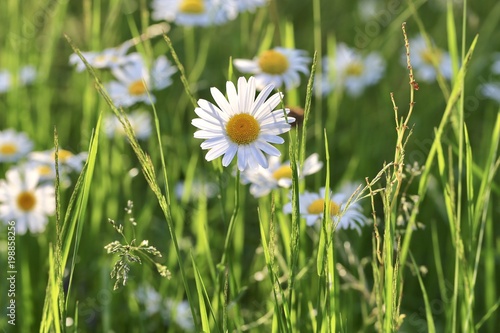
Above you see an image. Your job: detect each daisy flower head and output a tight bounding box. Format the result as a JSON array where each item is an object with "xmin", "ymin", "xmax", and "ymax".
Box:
[
  {"xmin": 192, "ymin": 76, "xmax": 295, "ymax": 171},
  {"xmin": 0, "ymin": 167, "xmax": 55, "ymax": 234},
  {"xmin": 151, "ymin": 0, "xmax": 238, "ymax": 27},
  {"xmin": 0, "ymin": 129, "xmax": 34, "ymax": 163},
  {"xmin": 69, "ymin": 42, "xmax": 132, "ymax": 72},
  {"xmin": 106, "ymin": 53, "xmax": 177, "ymax": 108},
  {"xmin": 404, "ymin": 34, "xmax": 452, "ymax": 83},
  {"xmin": 233, "ymin": 47, "xmax": 311, "ymax": 91},
  {"xmin": 29, "ymin": 148, "xmax": 88, "ymax": 174},
  {"xmin": 104, "ymin": 110, "xmax": 153, "ymax": 140},
  {"xmin": 283, "ymin": 184, "xmax": 368, "ymax": 233},
  {"xmin": 0, "ymin": 69, "xmax": 10, "ymax": 93},
  {"xmin": 241, "ymin": 153, "xmax": 323, "ymax": 198},
  {"xmin": 318, "ymin": 43, "xmax": 385, "ymax": 97}
]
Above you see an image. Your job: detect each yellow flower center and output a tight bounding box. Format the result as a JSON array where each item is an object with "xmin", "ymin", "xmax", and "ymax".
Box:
[
  {"xmin": 179, "ymin": 0, "xmax": 205, "ymax": 13},
  {"xmin": 17, "ymin": 191, "xmax": 37, "ymax": 211},
  {"xmin": 258, "ymin": 50, "xmax": 289, "ymax": 75},
  {"xmin": 37, "ymin": 165, "xmax": 52, "ymax": 176},
  {"xmin": 272, "ymin": 165, "xmax": 292, "ymax": 180},
  {"xmin": 307, "ymin": 198, "xmax": 340, "ymax": 216},
  {"xmin": 52, "ymin": 149, "xmax": 73, "ymax": 163},
  {"xmin": 128, "ymin": 80, "xmax": 147, "ymax": 96},
  {"xmin": 420, "ymin": 48, "xmax": 442, "ymax": 65},
  {"xmin": 0, "ymin": 143, "xmax": 17, "ymax": 156},
  {"xmin": 226, "ymin": 114, "xmax": 260, "ymax": 145},
  {"xmin": 345, "ymin": 62, "xmax": 364, "ymax": 76}
]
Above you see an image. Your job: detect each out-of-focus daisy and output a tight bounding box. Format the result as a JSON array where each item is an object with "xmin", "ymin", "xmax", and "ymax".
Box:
[
  {"xmin": 192, "ymin": 76, "xmax": 294, "ymax": 171},
  {"xmin": 135, "ymin": 284, "xmax": 163, "ymax": 317},
  {"xmin": 236, "ymin": 0, "xmax": 268, "ymax": 12},
  {"xmin": 19, "ymin": 65, "xmax": 37, "ymax": 85},
  {"xmin": 29, "ymin": 149, "xmax": 88, "ymax": 173},
  {"xmin": 318, "ymin": 43, "xmax": 385, "ymax": 97},
  {"xmin": 404, "ymin": 34, "xmax": 452, "ymax": 83},
  {"xmin": 104, "ymin": 110, "xmax": 153, "ymax": 140},
  {"xmin": 151, "ymin": 0, "xmax": 238, "ymax": 26},
  {"xmin": 69, "ymin": 42, "xmax": 132, "ymax": 72},
  {"xmin": 175, "ymin": 179, "xmax": 218, "ymax": 201},
  {"xmin": 0, "ymin": 129, "xmax": 34, "ymax": 163},
  {"xmin": 106, "ymin": 53, "xmax": 176, "ymax": 107},
  {"xmin": 164, "ymin": 299, "xmax": 195, "ymax": 332},
  {"xmin": 0, "ymin": 167, "xmax": 55, "ymax": 234},
  {"xmin": 241, "ymin": 153, "xmax": 323, "ymax": 198},
  {"xmin": 283, "ymin": 184, "xmax": 368, "ymax": 232},
  {"xmin": 0, "ymin": 69, "xmax": 10, "ymax": 93},
  {"xmin": 480, "ymin": 82, "xmax": 500, "ymax": 103},
  {"xmin": 233, "ymin": 47, "xmax": 311, "ymax": 91}
]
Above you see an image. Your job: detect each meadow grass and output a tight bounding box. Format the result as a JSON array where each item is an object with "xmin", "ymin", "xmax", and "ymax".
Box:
[{"xmin": 0, "ymin": 0, "xmax": 499, "ymax": 332}]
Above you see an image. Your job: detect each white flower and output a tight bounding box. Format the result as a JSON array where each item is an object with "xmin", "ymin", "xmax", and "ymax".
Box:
[
  {"xmin": 106, "ymin": 53, "xmax": 176, "ymax": 107},
  {"xmin": 151, "ymin": 0, "xmax": 238, "ymax": 26},
  {"xmin": 404, "ymin": 34, "xmax": 452, "ymax": 83},
  {"xmin": 233, "ymin": 47, "xmax": 311, "ymax": 91},
  {"xmin": 192, "ymin": 76, "xmax": 294, "ymax": 171},
  {"xmin": 19, "ymin": 65, "xmax": 37, "ymax": 85},
  {"xmin": 175, "ymin": 179, "xmax": 218, "ymax": 201},
  {"xmin": 104, "ymin": 110, "xmax": 153, "ymax": 140},
  {"xmin": 69, "ymin": 42, "xmax": 132, "ymax": 72},
  {"xmin": 29, "ymin": 149, "xmax": 88, "ymax": 173},
  {"xmin": 241, "ymin": 153, "xmax": 323, "ymax": 198},
  {"xmin": 0, "ymin": 69, "xmax": 10, "ymax": 93},
  {"xmin": 0, "ymin": 129, "xmax": 34, "ymax": 163},
  {"xmin": 480, "ymin": 82, "xmax": 500, "ymax": 103},
  {"xmin": 236, "ymin": 0, "xmax": 268, "ymax": 12},
  {"xmin": 318, "ymin": 43, "xmax": 385, "ymax": 97},
  {"xmin": 135, "ymin": 285, "xmax": 163, "ymax": 316},
  {"xmin": 164, "ymin": 299, "xmax": 195, "ymax": 332},
  {"xmin": 283, "ymin": 184, "xmax": 368, "ymax": 232},
  {"xmin": 0, "ymin": 167, "xmax": 55, "ymax": 234}
]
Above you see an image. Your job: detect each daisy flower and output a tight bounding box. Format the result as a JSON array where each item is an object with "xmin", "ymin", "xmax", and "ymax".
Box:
[
  {"xmin": 283, "ymin": 184, "xmax": 368, "ymax": 233},
  {"xmin": 19, "ymin": 65, "xmax": 37, "ymax": 85},
  {"xmin": 0, "ymin": 129, "xmax": 34, "ymax": 163},
  {"xmin": 241, "ymin": 153, "xmax": 323, "ymax": 198},
  {"xmin": 191, "ymin": 76, "xmax": 294, "ymax": 171},
  {"xmin": 0, "ymin": 69, "xmax": 10, "ymax": 93},
  {"xmin": 233, "ymin": 47, "xmax": 311, "ymax": 91},
  {"xmin": 29, "ymin": 149, "xmax": 88, "ymax": 173},
  {"xmin": 151, "ymin": 0, "xmax": 238, "ymax": 27},
  {"xmin": 318, "ymin": 43, "xmax": 385, "ymax": 97},
  {"xmin": 404, "ymin": 34, "xmax": 452, "ymax": 83},
  {"xmin": 106, "ymin": 53, "xmax": 177, "ymax": 107},
  {"xmin": 69, "ymin": 41, "xmax": 132, "ymax": 72},
  {"xmin": 175, "ymin": 179, "xmax": 218, "ymax": 201},
  {"xmin": 164, "ymin": 299, "xmax": 195, "ymax": 332},
  {"xmin": 104, "ymin": 110, "xmax": 153, "ymax": 140},
  {"xmin": 236, "ymin": 0, "xmax": 268, "ymax": 12},
  {"xmin": 0, "ymin": 167, "xmax": 55, "ymax": 234}
]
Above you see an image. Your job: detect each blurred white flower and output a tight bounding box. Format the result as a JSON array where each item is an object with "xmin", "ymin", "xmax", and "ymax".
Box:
[
  {"xmin": 236, "ymin": 0, "xmax": 268, "ymax": 12},
  {"xmin": 104, "ymin": 110, "xmax": 153, "ymax": 140},
  {"xmin": 106, "ymin": 53, "xmax": 176, "ymax": 107},
  {"xmin": 241, "ymin": 153, "xmax": 323, "ymax": 198},
  {"xmin": 318, "ymin": 43, "xmax": 385, "ymax": 97},
  {"xmin": 69, "ymin": 42, "xmax": 132, "ymax": 72},
  {"xmin": 403, "ymin": 34, "xmax": 452, "ymax": 83},
  {"xmin": 175, "ymin": 179, "xmax": 218, "ymax": 201},
  {"xmin": 0, "ymin": 69, "xmax": 10, "ymax": 93},
  {"xmin": 151, "ymin": 0, "xmax": 238, "ymax": 26},
  {"xmin": 0, "ymin": 167, "xmax": 55, "ymax": 234},
  {"xmin": 283, "ymin": 183, "xmax": 368, "ymax": 232},
  {"xmin": 234, "ymin": 47, "xmax": 311, "ymax": 91},
  {"xmin": 19, "ymin": 65, "xmax": 37, "ymax": 85},
  {"xmin": 29, "ymin": 149, "xmax": 88, "ymax": 173},
  {"xmin": 135, "ymin": 285, "xmax": 163, "ymax": 316},
  {"xmin": 480, "ymin": 82, "xmax": 500, "ymax": 103},
  {"xmin": 0, "ymin": 129, "xmax": 34, "ymax": 163},
  {"xmin": 164, "ymin": 299, "xmax": 195, "ymax": 332}
]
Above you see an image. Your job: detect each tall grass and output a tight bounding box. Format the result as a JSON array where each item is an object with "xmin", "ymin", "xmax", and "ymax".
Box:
[{"xmin": 0, "ymin": 0, "xmax": 499, "ymax": 332}]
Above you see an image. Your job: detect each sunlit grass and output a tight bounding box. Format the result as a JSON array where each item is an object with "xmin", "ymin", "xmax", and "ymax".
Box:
[{"xmin": 0, "ymin": 1, "xmax": 499, "ymax": 332}]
